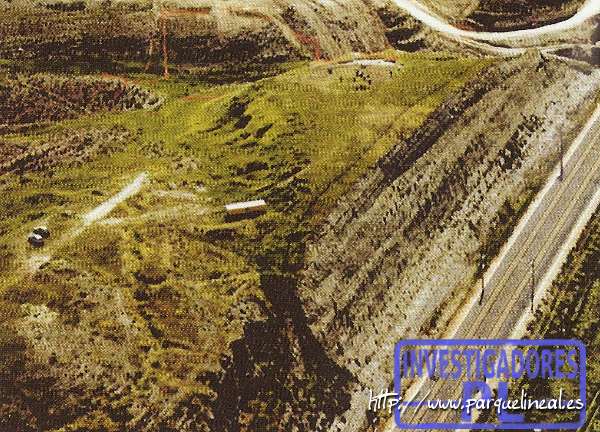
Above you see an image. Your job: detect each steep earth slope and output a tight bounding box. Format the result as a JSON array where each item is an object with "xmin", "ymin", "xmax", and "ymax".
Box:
[
  {"xmin": 0, "ymin": 0, "xmax": 389, "ymax": 64},
  {"xmin": 465, "ymin": 0, "xmax": 587, "ymax": 31},
  {"xmin": 298, "ymin": 53, "xmax": 600, "ymax": 431},
  {"xmin": 0, "ymin": 0, "xmax": 485, "ymax": 69}
]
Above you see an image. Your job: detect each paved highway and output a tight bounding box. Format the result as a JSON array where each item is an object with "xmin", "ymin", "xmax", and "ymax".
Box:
[
  {"xmin": 376, "ymin": 1, "xmax": 600, "ymax": 429},
  {"xmin": 385, "ymin": 103, "xmax": 600, "ymax": 431}
]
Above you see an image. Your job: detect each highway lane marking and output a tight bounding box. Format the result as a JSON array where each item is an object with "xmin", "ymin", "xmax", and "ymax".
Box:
[
  {"xmin": 467, "ymin": 105, "xmax": 600, "ymax": 328},
  {"xmin": 386, "ymin": 106, "xmax": 600, "ymax": 430},
  {"xmin": 438, "ymin": 104, "xmax": 600, "ymax": 351},
  {"xmin": 429, "ymin": 117, "xmax": 600, "ymax": 417},
  {"xmin": 425, "ymin": 123, "xmax": 600, "ymax": 425},
  {"xmin": 511, "ymin": 185, "xmax": 600, "ymax": 339},
  {"xmin": 466, "ymin": 116, "xmax": 600, "ymax": 338}
]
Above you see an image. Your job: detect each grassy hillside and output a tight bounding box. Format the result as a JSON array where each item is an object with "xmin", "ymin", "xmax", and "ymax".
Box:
[{"xmin": 0, "ymin": 53, "xmax": 491, "ymax": 430}]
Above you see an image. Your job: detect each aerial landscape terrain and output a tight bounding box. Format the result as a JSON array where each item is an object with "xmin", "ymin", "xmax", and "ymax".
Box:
[
  {"xmin": 419, "ymin": 0, "xmax": 587, "ymax": 31},
  {"xmin": 0, "ymin": 0, "xmax": 599, "ymax": 431}
]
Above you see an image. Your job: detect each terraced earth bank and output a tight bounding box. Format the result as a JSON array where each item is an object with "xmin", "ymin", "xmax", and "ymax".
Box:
[
  {"xmin": 465, "ymin": 0, "xmax": 587, "ymax": 31},
  {"xmin": 298, "ymin": 52, "xmax": 600, "ymax": 431},
  {"xmin": 0, "ymin": 0, "xmax": 475, "ymax": 73},
  {"xmin": 0, "ymin": 0, "xmax": 387, "ymax": 65}
]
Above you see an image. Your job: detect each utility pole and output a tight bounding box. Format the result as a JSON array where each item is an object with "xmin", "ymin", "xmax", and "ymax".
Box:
[
  {"xmin": 146, "ymin": 0, "xmax": 161, "ymax": 73},
  {"xmin": 559, "ymin": 131, "xmax": 564, "ymax": 181},
  {"xmin": 480, "ymin": 274, "xmax": 484, "ymax": 305},
  {"xmin": 479, "ymin": 252, "xmax": 485, "ymax": 306},
  {"xmin": 161, "ymin": 17, "xmax": 169, "ymax": 79},
  {"xmin": 530, "ymin": 259, "xmax": 535, "ymax": 313}
]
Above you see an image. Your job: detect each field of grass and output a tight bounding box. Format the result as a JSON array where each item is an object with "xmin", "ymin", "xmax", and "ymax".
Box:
[
  {"xmin": 0, "ymin": 51, "xmax": 492, "ymax": 273},
  {"xmin": 0, "ymin": 52, "xmax": 492, "ymax": 429}
]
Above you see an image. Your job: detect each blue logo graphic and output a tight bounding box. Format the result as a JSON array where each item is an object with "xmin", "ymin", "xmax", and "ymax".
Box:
[{"xmin": 394, "ymin": 339, "xmax": 586, "ymax": 430}]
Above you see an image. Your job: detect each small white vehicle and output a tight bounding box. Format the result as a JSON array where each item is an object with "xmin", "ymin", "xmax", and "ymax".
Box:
[
  {"xmin": 32, "ymin": 226, "xmax": 50, "ymax": 239},
  {"xmin": 28, "ymin": 233, "xmax": 44, "ymax": 247},
  {"xmin": 27, "ymin": 226, "xmax": 50, "ymax": 247}
]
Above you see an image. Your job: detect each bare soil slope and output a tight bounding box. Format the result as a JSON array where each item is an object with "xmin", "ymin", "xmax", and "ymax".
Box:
[
  {"xmin": 0, "ymin": 0, "xmax": 391, "ymax": 64},
  {"xmin": 0, "ymin": 73, "xmax": 160, "ymax": 128},
  {"xmin": 0, "ymin": 0, "xmax": 483, "ymax": 70}
]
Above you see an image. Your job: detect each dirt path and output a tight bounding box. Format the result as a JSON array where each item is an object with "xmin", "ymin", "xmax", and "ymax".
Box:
[
  {"xmin": 27, "ymin": 172, "xmax": 149, "ymax": 272},
  {"xmin": 82, "ymin": 172, "xmax": 148, "ymax": 225},
  {"xmin": 99, "ymin": 203, "xmax": 208, "ymax": 227}
]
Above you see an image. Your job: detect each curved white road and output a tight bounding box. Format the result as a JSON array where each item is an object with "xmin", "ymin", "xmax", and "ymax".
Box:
[{"xmin": 390, "ymin": 0, "xmax": 599, "ymax": 43}]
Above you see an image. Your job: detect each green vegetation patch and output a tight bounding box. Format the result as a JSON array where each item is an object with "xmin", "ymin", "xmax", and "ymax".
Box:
[{"xmin": 0, "ymin": 52, "xmax": 491, "ymax": 429}]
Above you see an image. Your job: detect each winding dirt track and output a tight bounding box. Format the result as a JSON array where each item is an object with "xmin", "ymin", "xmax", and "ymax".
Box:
[{"xmin": 27, "ymin": 172, "xmax": 148, "ymax": 272}]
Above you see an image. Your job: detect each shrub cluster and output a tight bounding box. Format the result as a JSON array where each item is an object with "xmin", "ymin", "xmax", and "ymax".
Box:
[{"xmin": 0, "ymin": 73, "xmax": 160, "ymax": 126}]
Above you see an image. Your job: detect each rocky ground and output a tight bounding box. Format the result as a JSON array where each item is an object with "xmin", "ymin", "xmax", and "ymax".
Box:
[
  {"xmin": 466, "ymin": 0, "xmax": 586, "ymax": 31},
  {"xmin": 0, "ymin": 127, "xmax": 130, "ymax": 176},
  {"xmin": 0, "ymin": 73, "xmax": 160, "ymax": 129}
]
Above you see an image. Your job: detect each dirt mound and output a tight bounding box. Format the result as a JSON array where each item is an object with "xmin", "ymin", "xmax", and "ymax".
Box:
[
  {"xmin": 0, "ymin": 73, "xmax": 160, "ymax": 128},
  {"xmin": 164, "ymin": 0, "xmax": 391, "ymax": 61}
]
